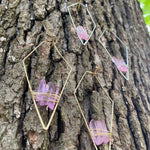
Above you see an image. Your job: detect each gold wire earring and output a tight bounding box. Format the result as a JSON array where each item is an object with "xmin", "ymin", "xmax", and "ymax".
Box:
[
  {"xmin": 74, "ymin": 67, "xmax": 114, "ymax": 150},
  {"xmin": 23, "ymin": 37, "xmax": 72, "ymax": 130}
]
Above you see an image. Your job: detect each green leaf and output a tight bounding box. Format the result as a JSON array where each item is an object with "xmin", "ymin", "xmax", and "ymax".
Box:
[
  {"xmin": 138, "ymin": 0, "xmax": 150, "ymax": 33},
  {"xmin": 145, "ymin": 15, "xmax": 150, "ymax": 25}
]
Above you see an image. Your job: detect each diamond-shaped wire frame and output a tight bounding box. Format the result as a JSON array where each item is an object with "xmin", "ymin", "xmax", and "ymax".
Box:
[
  {"xmin": 98, "ymin": 28, "xmax": 129, "ymax": 80},
  {"xmin": 67, "ymin": 2, "xmax": 96, "ymax": 45},
  {"xmin": 23, "ymin": 41, "xmax": 72, "ymax": 130},
  {"xmin": 74, "ymin": 71, "xmax": 114, "ymax": 150}
]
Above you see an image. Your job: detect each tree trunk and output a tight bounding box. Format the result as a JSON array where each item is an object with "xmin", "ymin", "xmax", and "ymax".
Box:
[{"xmin": 0, "ymin": 0, "xmax": 150, "ymax": 150}]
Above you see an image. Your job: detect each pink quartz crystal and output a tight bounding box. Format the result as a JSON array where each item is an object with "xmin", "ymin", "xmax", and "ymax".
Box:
[
  {"xmin": 89, "ymin": 119, "xmax": 110, "ymax": 145},
  {"xmin": 35, "ymin": 79, "xmax": 59, "ymax": 110},
  {"xmin": 112, "ymin": 57, "xmax": 128, "ymax": 72},
  {"xmin": 76, "ymin": 25, "xmax": 89, "ymax": 40}
]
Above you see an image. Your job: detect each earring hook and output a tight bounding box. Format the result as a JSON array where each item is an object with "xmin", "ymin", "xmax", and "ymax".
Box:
[
  {"xmin": 92, "ymin": 66, "xmax": 98, "ymax": 78},
  {"xmin": 51, "ymin": 35, "xmax": 56, "ymax": 48},
  {"xmin": 78, "ymin": 0, "xmax": 81, "ymax": 10}
]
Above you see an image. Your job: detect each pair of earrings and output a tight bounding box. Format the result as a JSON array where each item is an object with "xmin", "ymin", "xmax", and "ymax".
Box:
[
  {"xmin": 67, "ymin": 1, "xmax": 129, "ymax": 81},
  {"xmin": 23, "ymin": 37, "xmax": 113, "ymax": 150}
]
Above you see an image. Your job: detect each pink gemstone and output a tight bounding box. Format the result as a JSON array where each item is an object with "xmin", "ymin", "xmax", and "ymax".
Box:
[
  {"xmin": 47, "ymin": 83, "xmax": 59, "ymax": 110},
  {"xmin": 112, "ymin": 57, "xmax": 128, "ymax": 73},
  {"xmin": 89, "ymin": 119, "xmax": 110, "ymax": 146},
  {"xmin": 76, "ymin": 25, "xmax": 89, "ymax": 41},
  {"xmin": 35, "ymin": 79, "xmax": 59, "ymax": 110}
]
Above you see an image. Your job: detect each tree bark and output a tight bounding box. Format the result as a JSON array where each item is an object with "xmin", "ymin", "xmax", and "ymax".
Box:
[{"xmin": 0, "ymin": 0, "xmax": 150, "ymax": 150}]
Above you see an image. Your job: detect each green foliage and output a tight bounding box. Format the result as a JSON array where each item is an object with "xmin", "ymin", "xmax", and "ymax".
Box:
[{"xmin": 138, "ymin": 0, "xmax": 150, "ymax": 33}]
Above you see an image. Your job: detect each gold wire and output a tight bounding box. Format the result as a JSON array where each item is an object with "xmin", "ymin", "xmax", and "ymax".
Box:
[
  {"xmin": 92, "ymin": 66, "xmax": 98, "ymax": 78},
  {"xmin": 33, "ymin": 96, "xmax": 59, "ymax": 103},
  {"xmin": 23, "ymin": 39, "xmax": 72, "ymax": 130},
  {"xmin": 92, "ymin": 132, "xmax": 111, "ymax": 136},
  {"xmin": 74, "ymin": 70, "xmax": 114, "ymax": 150},
  {"xmin": 51, "ymin": 35, "xmax": 56, "ymax": 48},
  {"xmin": 78, "ymin": 0, "xmax": 82, "ymax": 10},
  {"xmin": 90, "ymin": 128, "xmax": 111, "ymax": 132},
  {"xmin": 33, "ymin": 92, "xmax": 60, "ymax": 98}
]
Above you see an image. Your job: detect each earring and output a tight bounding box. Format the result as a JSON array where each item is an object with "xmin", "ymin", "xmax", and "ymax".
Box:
[
  {"xmin": 98, "ymin": 28, "xmax": 129, "ymax": 80},
  {"xmin": 67, "ymin": 1, "xmax": 96, "ymax": 45},
  {"xmin": 23, "ymin": 36, "xmax": 72, "ymax": 130},
  {"xmin": 74, "ymin": 66, "xmax": 114, "ymax": 150}
]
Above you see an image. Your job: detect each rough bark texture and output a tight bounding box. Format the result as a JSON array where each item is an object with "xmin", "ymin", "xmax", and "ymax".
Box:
[{"xmin": 0, "ymin": 0, "xmax": 150, "ymax": 150}]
